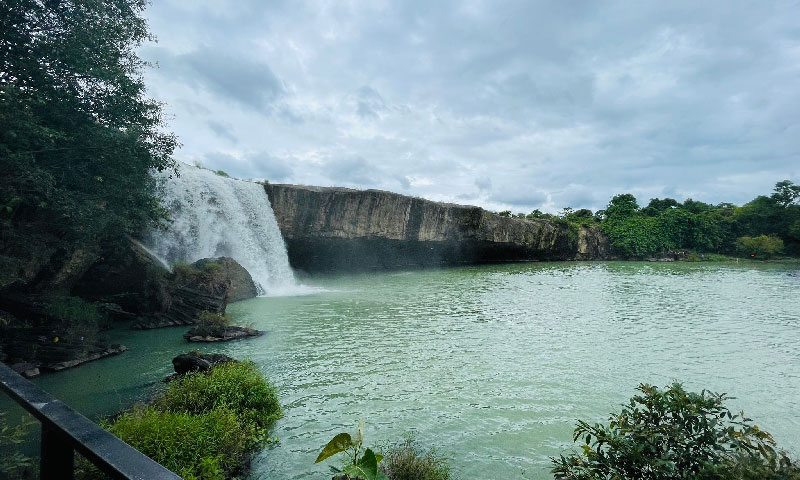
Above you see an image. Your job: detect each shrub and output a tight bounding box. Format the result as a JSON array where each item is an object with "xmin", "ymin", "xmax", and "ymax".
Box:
[
  {"xmin": 43, "ymin": 296, "xmax": 105, "ymax": 326},
  {"xmin": 737, "ymin": 235, "xmax": 784, "ymax": 259},
  {"xmin": 156, "ymin": 361, "xmax": 281, "ymax": 430},
  {"xmin": 552, "ymin": 383, "xmax": 799, "ymax": 480},
  {"xmin": 105, "ymin": 406, "xmax": 246, "ymax": 479},
  {"xmin": 1, "ymin": 412, "xmax": 35, "ymax": 479},
  {"xmin": 380, "ymin": 438, "xmax": 453, "ymax": 480},
  {"xmin": 214, "ymin": 170, "xmax": 230, "ymax": 178},
  {"xmin": 193, "ymin": 311, "xmax": 230, "ymax": 335}
]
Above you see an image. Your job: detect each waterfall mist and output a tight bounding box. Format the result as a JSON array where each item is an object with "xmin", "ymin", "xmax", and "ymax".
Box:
[{"xmin": 145, "ymin": 163, "xmax": 300, "ymax": 296}]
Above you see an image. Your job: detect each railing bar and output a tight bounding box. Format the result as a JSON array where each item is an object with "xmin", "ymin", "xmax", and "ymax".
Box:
[{"xmin": 0, "ymin": 362, "xmax": 182, "ymax": 480}]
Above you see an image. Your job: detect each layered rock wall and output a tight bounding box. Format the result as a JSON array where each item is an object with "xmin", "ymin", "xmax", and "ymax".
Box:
[{"xmin": 265, "ymin": 184, "xmax": 608, "ymax": 272}]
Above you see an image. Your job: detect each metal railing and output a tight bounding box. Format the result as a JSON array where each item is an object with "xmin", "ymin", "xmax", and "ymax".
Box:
[{"xmin": 0, "ymin": 362, "xmax": 181, "ymax": 480}]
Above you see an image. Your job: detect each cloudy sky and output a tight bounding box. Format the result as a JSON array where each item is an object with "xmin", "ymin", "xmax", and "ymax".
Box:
[{"xmin": 141, "ymin": 0, "xmax": 800, "ymax": 213}]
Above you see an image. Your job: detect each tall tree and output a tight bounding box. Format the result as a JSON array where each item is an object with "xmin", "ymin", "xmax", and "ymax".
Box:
[{"xmin": 0, "ymin": 0, "xmax": 177, "ymax": 247}]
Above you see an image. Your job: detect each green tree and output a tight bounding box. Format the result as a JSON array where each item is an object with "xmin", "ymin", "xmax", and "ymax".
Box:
[
  {"xmin": 736, "ymin": 235, "xmax": 784, "ymax": 259},
  {"xmin": 771, "ymin": 180, "xmax": 800, "ymax": 208},
  {"xmin": 0, "ymin": 0, "xmax": 177, "ymax": 248},
  {"xmin": 605, "ymin": 194, "xmax": 639, "ymax": 219},
  {"xmin": 552, "ymin": 383, "xmax": 799, "ymax": 480}
]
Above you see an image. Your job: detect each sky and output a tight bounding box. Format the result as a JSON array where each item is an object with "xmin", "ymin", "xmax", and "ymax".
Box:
[{"xmin": 141, "ymin": 0, "xmax": 800, "ymax": 214}]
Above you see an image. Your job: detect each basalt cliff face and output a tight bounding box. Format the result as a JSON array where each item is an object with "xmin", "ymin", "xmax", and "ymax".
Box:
[{"xmin": 264, "ymin": 184, "xmax": 609, "ymax": 272}]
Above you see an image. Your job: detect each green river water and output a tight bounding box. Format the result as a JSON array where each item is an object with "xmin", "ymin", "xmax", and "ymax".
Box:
[{"xmin": 6, "ymin": 261, "xmax": 800, "ymax": 479}]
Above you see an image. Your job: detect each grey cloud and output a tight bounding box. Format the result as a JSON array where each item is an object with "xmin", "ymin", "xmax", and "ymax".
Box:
[
  {"xmin": 143, "ymin": 0, "xmax": 800, "ymax": 213},
  {"xmin": 204, "ymin": 152, "xmax": 293, "ymax": 182},
  {"xmin": 207, "ymin": 121, "xmax": 237, "ymax": 143},
  {"xmin": 146, "ymin": 46, "xmax": 284, "ymax": 112}
]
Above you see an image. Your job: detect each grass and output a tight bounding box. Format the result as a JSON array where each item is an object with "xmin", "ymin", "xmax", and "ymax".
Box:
[
  {"xmin": 105, "ymin": 407, "xmax": 246, "ymax": 480},
  {"xmin": 380, "ymin": 438, "xmax": 454, "ymax": 480},
  {"xmin": 93, "ymin": 361, "xmax": 281, "ymax": 479},
  {"xmin": 156, "ymin": 361, "xmax": 281, "ymax": 429},
  {"xmin": 191, "ymin": 311, "xmax": 231, "ymax": 336}
]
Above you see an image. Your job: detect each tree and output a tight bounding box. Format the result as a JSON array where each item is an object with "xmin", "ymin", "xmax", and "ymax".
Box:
[
  {"xmin": 771, "ymin": 180, "xmax": 800, "ymax": 208},
  {"xmin": 737, "ymin": 235, "xmax": 784, "ymax": 259},
  {"xmin": 0, "ymin": 0, "xmax": 177, "ymax": 248},
  {"xmin": 605, "ymin": 194, "xmax": 639, "ymax": 219},
  {"xmin": 642, "ymin": 197, "xmax": 679, "ymax": 216},
  {"xmin": 552, "ymin": 383, "xmax": 799, "ymax": 480}
]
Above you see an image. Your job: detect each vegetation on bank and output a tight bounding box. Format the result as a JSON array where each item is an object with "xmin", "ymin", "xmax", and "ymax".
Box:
[
  {"xmin": 552, "ymin": 383, "xmax": 800, "ymax": 480},
  {"xmin": 85, "ymin": 361, "xmax": 281, "ymax": 480},
  {"xmin": 316, "ymin": 423, "xmax": 453, "ymax": 480},
  {"xmin": 499, "ymin": 180, "xmax": 800, "ymax": 259}
]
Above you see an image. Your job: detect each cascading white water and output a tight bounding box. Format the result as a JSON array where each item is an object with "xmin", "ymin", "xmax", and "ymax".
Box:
[{"xmin": 145, "ymin": 163, "xmax": 297, "ymax": 296}]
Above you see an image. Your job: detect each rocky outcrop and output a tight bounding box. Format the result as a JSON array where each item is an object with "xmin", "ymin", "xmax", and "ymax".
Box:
[
  {"xmin": 184, "ymin": 325, "xmax": 262, "ymax": 342},
  {"xmin": 73, "ymin": 242, "xmax": 257, "ymax": 329},
  {"xmin": 171, "ymin": 351, "xmax": 235, "ymax": 375},
  {"xmin": 265, "ymin": 184, "xmax": 609, "ymax": 271},
  {"xmin": 192, "ymin": 257, "xmax": 258, "ymax": 302}
]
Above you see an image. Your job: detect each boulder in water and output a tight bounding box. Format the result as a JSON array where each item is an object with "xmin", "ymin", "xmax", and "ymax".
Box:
[
  {"xmin": 172, "ymin": 351, "xmax": 235, "ymax": 375},
  {"xmin": 184, "ymin": 325, "xmax": 262, "ymax": 342},
  {"xmin": 192, "ymin": 257, "xmax": 258, "ymax": 302}
]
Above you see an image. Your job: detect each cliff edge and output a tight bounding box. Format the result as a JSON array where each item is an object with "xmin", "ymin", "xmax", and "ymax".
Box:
[{"xmin": 265, "ymin": 184, "xmax": 608, "ymax": 272}]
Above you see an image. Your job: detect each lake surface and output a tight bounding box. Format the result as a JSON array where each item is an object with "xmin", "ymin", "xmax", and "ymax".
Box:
[{"xmin": 10, "ymin": 261, "xmax": 800, "ymax": 479}]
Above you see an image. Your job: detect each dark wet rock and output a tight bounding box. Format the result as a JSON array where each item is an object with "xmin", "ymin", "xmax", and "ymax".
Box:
[
  {"xmin": 193, "ymin": 257, "xmax": 258, "ymax": 302},
  {"xmin": 184, "ymin": 325, "xmax": 262, "ymax": 343},
  {"xmin": 172, "ymin": 351, "xmax": 235, "ymax": 375},
  {"xmin": 10, "ymin": 362, "xmax": 39, "ymax": 378}
]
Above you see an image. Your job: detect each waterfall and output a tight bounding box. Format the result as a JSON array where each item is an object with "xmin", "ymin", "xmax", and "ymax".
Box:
[{"xmin": 145, "ymin": 163, "xmax": 297, "ymax": 296}]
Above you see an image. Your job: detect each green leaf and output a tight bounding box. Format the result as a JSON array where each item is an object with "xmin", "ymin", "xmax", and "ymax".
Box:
[
  {"xmin": 343, "ymin": 448, "xmax": 380, "ymax": 480},
  {"xmin": 315, "ymin": 433, "xmax": 353, "ymax": 464},
  {"xmin": 374, "ymin": 453, "xmax": 384, "ymax": 464},
  {"xmin": 359, "ymin": 448, "xmax": 379, "ymax": 478}
]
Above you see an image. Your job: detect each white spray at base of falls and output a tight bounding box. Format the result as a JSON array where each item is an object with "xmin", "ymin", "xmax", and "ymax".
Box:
[{"xmin": 145, "ymin": 163, "xmax": 309, "ymax": 297}]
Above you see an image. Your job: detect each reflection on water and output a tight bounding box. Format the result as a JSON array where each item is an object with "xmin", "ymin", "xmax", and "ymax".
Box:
[{"xmin": 5, "ymin": 261, "xmax": 799, "ymax": 479}]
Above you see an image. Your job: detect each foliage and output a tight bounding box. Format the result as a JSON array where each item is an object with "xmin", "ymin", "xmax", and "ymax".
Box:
[
  {"xmin": 736, "ymin": 235, "xmax": 784, "ymax": 259},
  {"xmin": 0, "ymin": 0, "xmax": 177, "ymax": 248},
  {"xmin": 552, "ymin": 383, "xmax": 800, "ymax": 480},
  {"xmin": 43, "ymin": 296, "xmax": 105, "ymax": 325},
  {"xmin": 771, "ymin": 180, "xmax": 800, "ymax": 207},
  {"xmin": 214, "ymin": 170, "xmax": 230, "ymax": 178},
  {"xmin": 42, "ymin": 296, "xmax": 108, "ymax": 343},
  {"xmin": 192, "ymin": 311, "xmax": 231, "ymax": 335},
  {"xmin": 105, "ymin": 406, "xmax": 245, "ymax": 480},
  {"xmin": 601, "ymin": 215, "xmax": 665, "ymax": 258},
  {"xmin": 594, "ymin": 181, "xmax": 800, "ymax": 258},
  {"xmin": 96, "ymin": 361, "xmax": 280, "ymax": 479},
  {"xmin": 380, "ymin": 438, "xmax": 453, "ymax": 480},
  {"xmin": 156, "ymin": 361, "xmax": 281, "ymax": 430},
  {"xmin": 0, "ymin": 412, "xmax": 36, "ymax": 479},
  {"xmin": 316, "ymin": 421, "xmax": 389, "ymax": 480},
  {"xmin": 497, "ymin": 210, "xmax": 512, "ymax": 218}
]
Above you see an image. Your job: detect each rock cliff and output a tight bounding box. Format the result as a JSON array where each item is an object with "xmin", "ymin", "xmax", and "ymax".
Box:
[{"xmin": 264, "ymin": 184, "xmax": 608, "ymax": 272}]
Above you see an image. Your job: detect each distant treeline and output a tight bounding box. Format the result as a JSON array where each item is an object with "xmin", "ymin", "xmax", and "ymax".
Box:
[{"xmin": 497, "ymin": 180, "xmax": 800, "ymax": 258}]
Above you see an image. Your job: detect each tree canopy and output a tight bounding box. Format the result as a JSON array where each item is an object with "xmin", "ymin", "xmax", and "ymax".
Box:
[{"xmin": 1, "ymin": 0, "xmax": 177, "ymax": 246}]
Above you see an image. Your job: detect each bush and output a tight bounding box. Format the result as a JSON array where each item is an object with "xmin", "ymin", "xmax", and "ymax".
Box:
[
  {"xmin": 156, "ymin": 361, "xmax": 281, "ymax": 430},
  {"xmin": 552, "ymin": 383, "xmax": 799, "ymax": 480},
  {"xmin": 43, "ymin": 296, "xmax": 105, "ymax": 326},
  {"xmin": 737, "ymin": 235, "xmax": 784, "ymax": 259},
  {"xmin": 193, "ymin": 311, "xmax": 230, "ymax": 336},
  {"xmin": 95, "ymin": 361, "xmax": 281, "ymax": 479},
  {"xmin": 380, "ymin": 438, "xmax": 453, "ymax": 480},
  {"xmin": 106, "ymin": 406, "xmax": 246, "ymax": 480}
]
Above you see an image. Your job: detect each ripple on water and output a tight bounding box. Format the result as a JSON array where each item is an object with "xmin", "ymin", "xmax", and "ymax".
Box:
[{"xmin": 13, "ymin": 262, "xmax": 797, "ymax": 480}]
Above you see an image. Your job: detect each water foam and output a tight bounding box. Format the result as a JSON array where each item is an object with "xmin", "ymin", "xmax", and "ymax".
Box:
[{"xmin": 145, "ymin": 163, "xmax": 305, "ymax": 296}]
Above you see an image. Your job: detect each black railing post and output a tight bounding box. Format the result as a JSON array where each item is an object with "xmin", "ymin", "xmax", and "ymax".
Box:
[
  {"xmin": 0, "ymin": 362, "xmax": 182, "ymax": 480},
  {"xmin": 41, "ymin": 422, "xmax": 75, "ymax": 480}
]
